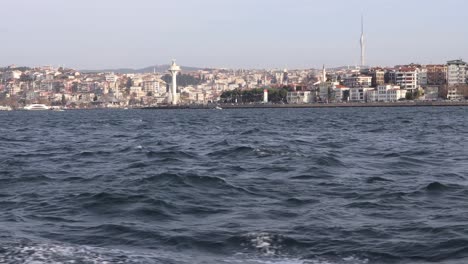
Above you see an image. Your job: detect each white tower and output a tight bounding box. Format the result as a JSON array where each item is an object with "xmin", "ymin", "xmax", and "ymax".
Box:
[
  {"xmin": 360, "ymin": 15, "xmax": 365, "ymax": 67},
  {"xmin": 168, "ymin": 59, "xmax": 181, "ymax": 105},
  {"xmin": 263, "ymin": 89, "xmax": 268, "ymax": 103}
]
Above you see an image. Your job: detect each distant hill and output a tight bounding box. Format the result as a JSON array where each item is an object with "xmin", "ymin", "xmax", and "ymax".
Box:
[{"xmin": 81, "ymin": 65, "xmax": 205, "ymax": 74}]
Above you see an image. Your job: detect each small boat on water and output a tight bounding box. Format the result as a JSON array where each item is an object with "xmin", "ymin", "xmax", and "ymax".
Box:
[
  {"xmin": 24, "ymin": 104, "xmax": 50, "ymax": 111},
  {"xmin": 0, "ymin": 106, "xmax": 12, "ymax": 111},
  {"xmin": 214, "ymin": 106, "xmax": 223, "ymax": 110},
  {"xmin": 50, "ymin": 106, "xmax": 65, "ymax": 111}
]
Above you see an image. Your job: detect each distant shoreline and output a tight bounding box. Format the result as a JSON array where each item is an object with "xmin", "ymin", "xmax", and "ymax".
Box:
[
  {"xmin": 3, "ymin": 101, "xmax": 467, "ymax": 111},
  {"xmin": 141, "ymin": 101, "xmax": 468, "ymax": 110}
]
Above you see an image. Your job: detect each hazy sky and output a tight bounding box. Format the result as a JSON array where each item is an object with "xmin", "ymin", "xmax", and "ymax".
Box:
[{"xmin": 1, "ymin": 0, "xmax": 467, "ymax": 69}]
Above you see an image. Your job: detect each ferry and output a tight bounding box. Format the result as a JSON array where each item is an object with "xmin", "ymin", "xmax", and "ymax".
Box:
[{"xmin": 24, "ymin": 104, "xmax": 50, "ymax": 111}]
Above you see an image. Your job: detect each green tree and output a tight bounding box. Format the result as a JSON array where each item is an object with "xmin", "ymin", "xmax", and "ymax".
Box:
[
  {"xmin": 126, "ymin": 78, "xmax": 133, "ymax": 88},
  {"xmin": 220, "ymin": 87, "xmax": 289, "ymax": 103},
  {"xmin": 19, "ymin": 74, "xmax": 33, "ymax": 82},
  {"xmin": 61, "ymin": 94, "xmax": 67, "ymax": 106},
  {"xmin": 162, "ymin": 74, "xmax": 201, "ymax": 87},
  {"xmin": 71, "ymin": 82, "xmax": 79, "ymax": 93}
]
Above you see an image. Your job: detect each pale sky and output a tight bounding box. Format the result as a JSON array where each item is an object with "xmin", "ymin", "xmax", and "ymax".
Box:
[{"xmin": 0, "ymin": 0, "xmax": 467, "ymax": 69}]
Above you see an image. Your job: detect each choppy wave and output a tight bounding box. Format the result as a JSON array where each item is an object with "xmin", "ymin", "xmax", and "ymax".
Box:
[{"xmin": 1, "ymin": 107, "xmax": 468, "ymax": 263}]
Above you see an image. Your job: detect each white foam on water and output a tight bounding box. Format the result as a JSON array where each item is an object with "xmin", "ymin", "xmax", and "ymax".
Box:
[
  {"xmin": 244, "ymin": 232, "xmax": 284, "ymax": 256},
  {"xmin": 0, "ymin": 242, "xmax": 161, "ymax": 264},
  {"xmin": 236, "ymin": 232, "xmax": 370, "ymax": 264},
  {"xmin": 224, "ymin": 254, "xmax": 370, "ymax": 264},
  {"xmin": 228, "ymin": 254, "xmax": 306, "ymax": 264},
  {"xmin": 0, "ymin": 239, "xmax": 374, "ymax": 264}
]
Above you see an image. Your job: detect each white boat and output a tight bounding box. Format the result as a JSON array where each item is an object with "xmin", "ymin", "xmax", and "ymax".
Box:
[
  {"xmin": 24, "ymin": 104, "xmax": 50, "ymax": 111},
  {"xmin": 214, "ymin": 106, "xmax": 223, "ymax": 110},
  {"xmin": 50, "ymin": 106, "xmax": 65, "ymax": 111},
  {"xmin": 0, "ymin": 106, "xmax": 12, "ymax": 111}
]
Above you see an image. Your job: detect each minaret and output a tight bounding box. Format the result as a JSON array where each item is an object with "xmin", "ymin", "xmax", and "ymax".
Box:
[
  {"xmin": 168, "ymin": 59, "xmax": 181, "ymax": 105},
  {"xmin": 360, "ymin": 15, "xmax": 365, "ymax": 67}
]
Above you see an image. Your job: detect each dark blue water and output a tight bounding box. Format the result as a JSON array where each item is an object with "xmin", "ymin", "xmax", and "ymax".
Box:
[{"xmin": 0, "ymin": 107, "xmax": 467, "ymax": 264}]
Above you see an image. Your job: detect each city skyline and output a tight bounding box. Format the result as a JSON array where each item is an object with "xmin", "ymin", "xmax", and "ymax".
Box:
[{"xmin": 0, "ymin": 0, "xmax": 467, "ymax": 69}]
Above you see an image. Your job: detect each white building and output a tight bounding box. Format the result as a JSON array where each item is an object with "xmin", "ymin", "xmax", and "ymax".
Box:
[
  {"xmin": 447, "ymin": 60, "xmax": 467, "ymax": 85},
  {"xmin": 349, "ymin": 87, "xmax": 374, "ymax": 102},
  {"xmin": 447, "ymin": 86, "xmax": 464, "ymax": 100},
  {"xmin": 332, "ymin": 85, "xmax": 350, "ymax": 102},
  {"xmin": 418, "ymin": 68, "xmax": 428, "ymax": 87},
  {"xmin": 287, "ymin": 91, "xmax": 312, "ymax": 104},
  {"xmin": 367, "ymin": 85, "xmax": 407, "ymax": 102},
  {"xmin": 393, "ymin": 68, "xmax": 419, "ymax": 89},
  {"xmin": 316, "ymin": 82, "xmax": 336, "ymax": 102}
]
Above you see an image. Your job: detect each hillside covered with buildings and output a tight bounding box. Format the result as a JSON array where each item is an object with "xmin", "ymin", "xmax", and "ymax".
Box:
[{"xmin": 0, "ymin": 59, "xmax": 467, "ymax": 109}]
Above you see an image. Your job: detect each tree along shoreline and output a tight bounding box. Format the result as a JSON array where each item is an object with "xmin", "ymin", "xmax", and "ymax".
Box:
[{"xmin": 141, "ymin": 100, "xmax": 468, "ymax": 110}]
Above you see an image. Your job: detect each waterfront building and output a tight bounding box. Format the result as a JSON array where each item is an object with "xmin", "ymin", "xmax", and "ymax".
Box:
[
  {"xmin": 447, "ymin": 60, "xmax": 466, "ymax": 85},
  {"xmin": 349, "ymin": 87, "xmax": 374, "ymax": 102},
  {"xmin": 316, "ymin": 81, "xmax": 338, "ymax": 102},
  {"xmin": 287, "ymin": 91, "xmax": 312, "ymax": 104},
  {"xmin": 447, "ymin": 85, "xmax": 465, "ymax": 100},
  {"xmin": 423, "ymin": 86, "xmax": 439, "ymax": 101},
  {"xmin": 332, "ymin": 85, "xmax": 350, "ymax": 102},
  {"xmin": 367, "ymin": 85, "xmax": 406, "ymax": 102}
]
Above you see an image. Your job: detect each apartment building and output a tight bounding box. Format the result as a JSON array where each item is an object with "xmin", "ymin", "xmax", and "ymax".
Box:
[
  {"xmin": 447, "ymin": 60, "xmax": 466, "ymax": 85},
  {"xmin": 371, "ymin": 69, "xmax": 385, "ymax": 87},
  {"xmin": 389, "ymin": 68, "xmax": 419, "ymax": 89},
  {"xmin": 343, "ymin": 75, "xmax": 372, "ymax": 88}
]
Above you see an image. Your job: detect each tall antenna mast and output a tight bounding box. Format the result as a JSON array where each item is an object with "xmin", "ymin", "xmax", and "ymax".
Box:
[{"xmin": 360, "ymin": 15, "xmax": 365, "ymax": 67}]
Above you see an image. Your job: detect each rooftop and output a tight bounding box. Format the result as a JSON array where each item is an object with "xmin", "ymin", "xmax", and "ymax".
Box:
[{"xmin": 447, "ymin": 59, "xmax": 467, "ymax": 65}]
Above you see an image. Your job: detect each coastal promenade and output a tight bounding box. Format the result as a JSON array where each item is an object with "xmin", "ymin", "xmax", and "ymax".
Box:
[{"xmin": 141, "ymin": 101, "xmax": 468, "ymax": 110}]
